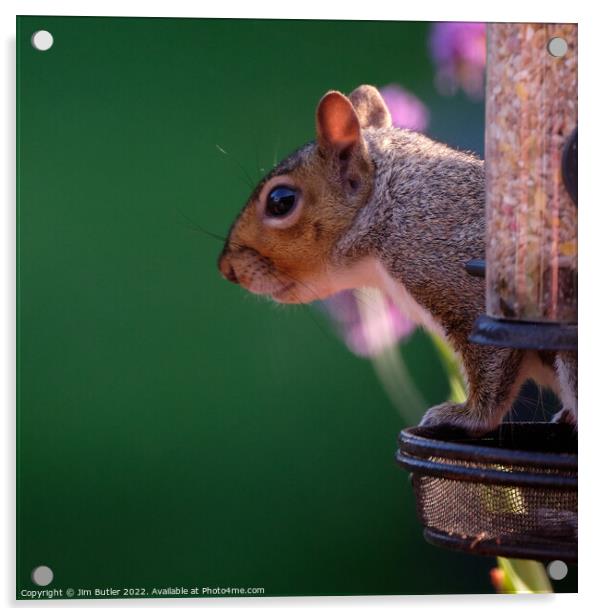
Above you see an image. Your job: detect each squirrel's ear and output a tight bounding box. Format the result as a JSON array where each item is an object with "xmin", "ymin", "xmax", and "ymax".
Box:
[
  {"xmin": 316, "ymin": 91, "xmax": 361, "ymax": 153},
  {"xmin": 348, "ymin": 85, "xmax": 391, "ymax": 130}
]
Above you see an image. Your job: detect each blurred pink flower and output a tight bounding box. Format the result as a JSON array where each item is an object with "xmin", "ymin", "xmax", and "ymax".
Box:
[
  {"xmin": 429, "ymin": 22, "xmax": 486, "ymax": 99},
  {"xmin": 321, "ymin": 289, "xmax": 416, "ymax": 358},
  {"xmin": 379, "ymin": 84, "xmax": 430, "ymax": 132}
]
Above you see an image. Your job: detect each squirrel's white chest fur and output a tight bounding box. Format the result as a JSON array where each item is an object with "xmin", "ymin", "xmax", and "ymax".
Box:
[{"xmin": 330, "ymin": 257, "xmax": 446, "ymax": 339}]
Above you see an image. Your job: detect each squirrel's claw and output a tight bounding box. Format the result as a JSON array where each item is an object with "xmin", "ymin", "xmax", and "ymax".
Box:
[{"xmin": 552, "ymin": 408, "xmax": 577, "ymax": 426}]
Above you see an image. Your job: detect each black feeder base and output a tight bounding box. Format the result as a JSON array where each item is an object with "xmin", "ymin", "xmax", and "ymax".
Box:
[
  {"xmin": 396, "ymin": 423, "xmax": 577, "ymax": 563},
  {"xmin": 469, "ymin": 314, "xmax": 577, "ymax": 351}
]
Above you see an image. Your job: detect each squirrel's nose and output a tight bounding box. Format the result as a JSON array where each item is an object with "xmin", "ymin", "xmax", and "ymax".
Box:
[{"xmin": 218, "ymin": 252, "xmax": 239, "ymax": 284}]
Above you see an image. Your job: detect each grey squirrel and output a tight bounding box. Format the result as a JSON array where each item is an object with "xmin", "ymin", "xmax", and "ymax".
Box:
[{"xmin": 218, "ymin": 85, "xmax": 577, "ymax": 434}]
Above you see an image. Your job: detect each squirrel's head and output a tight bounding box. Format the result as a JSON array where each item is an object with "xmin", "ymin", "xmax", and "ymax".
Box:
[{"xmin": 218, "ymin": 85, "xmax": 391, "ymax": 303}]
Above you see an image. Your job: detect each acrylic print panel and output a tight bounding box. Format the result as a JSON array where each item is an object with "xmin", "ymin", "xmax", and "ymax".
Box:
[{"xmin": 17, "ymin": 16, "xmax": 576, "ymax": 600}]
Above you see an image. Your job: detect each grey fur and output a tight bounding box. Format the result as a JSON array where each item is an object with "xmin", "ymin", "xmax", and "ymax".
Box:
[{"xmin": 331, "ymin": 127, "xmax": 576, "ymax": 433}]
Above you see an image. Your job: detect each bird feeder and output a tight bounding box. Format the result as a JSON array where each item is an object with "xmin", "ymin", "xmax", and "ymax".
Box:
[
  {"xmin": 397, "ymin": 23, "xmax": 578, "ymax": 564},
  {"xmin": 471, "ymin": 22, "xmax": 578, "ymax": 349}
]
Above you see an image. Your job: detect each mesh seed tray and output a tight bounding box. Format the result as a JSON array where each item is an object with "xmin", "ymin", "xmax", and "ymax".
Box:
[{"xmin": 396, "ymin": 422, "xmax": 577, "ymax": 563}]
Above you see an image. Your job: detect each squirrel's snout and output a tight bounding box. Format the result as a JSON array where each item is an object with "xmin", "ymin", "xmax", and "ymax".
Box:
[{"xmin": 218, "ymin": 252, "xmax": 239, "ymax": 284}]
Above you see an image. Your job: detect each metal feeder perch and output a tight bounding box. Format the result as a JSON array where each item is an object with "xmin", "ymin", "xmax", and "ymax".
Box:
[
  {"xmin": 397, "ymin": 23, "xmax": 578, "ymax": 563},
  {"xmin": 397, "ymin": 423, "xmax": 577, "ymax": 562}
]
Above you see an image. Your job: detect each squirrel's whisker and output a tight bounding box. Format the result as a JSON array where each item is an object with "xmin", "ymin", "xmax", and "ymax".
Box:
[
  {"xmin": 175, "ymin": 209, "xmax": 228, "ymax": 242},
  {"xmin": 215, "ymin": 143, "xmax": 256, "ymax": 189}
]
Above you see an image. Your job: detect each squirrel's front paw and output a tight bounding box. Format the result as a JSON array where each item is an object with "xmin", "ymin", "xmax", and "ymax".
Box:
[{"xmin": 419, "ymin": 402, "xmax": 490, "ymax": 436}]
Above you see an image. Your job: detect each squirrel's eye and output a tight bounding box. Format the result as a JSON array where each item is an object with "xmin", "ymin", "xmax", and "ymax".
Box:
[{"xmin": 265, "ymin": 186, "xmax": 297, "ymax": 218}]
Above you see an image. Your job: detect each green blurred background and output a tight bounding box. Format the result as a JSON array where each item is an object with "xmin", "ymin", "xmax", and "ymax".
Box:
[{"xmin": 16, "ymin": 16, "xmax": 575, "ymax": 598}]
